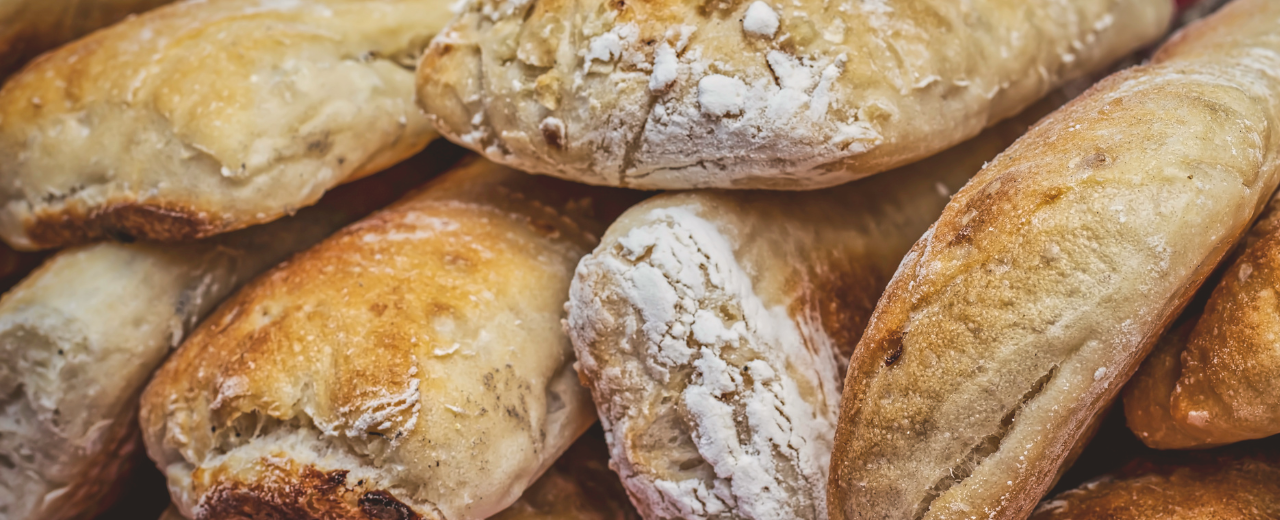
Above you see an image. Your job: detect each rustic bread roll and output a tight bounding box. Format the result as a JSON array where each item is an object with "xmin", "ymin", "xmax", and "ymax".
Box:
[
  {"xmin": 1031, "ymin": 442, "xmax": 1280, "ymax": 519},
  {"xmin": 418, "ymin": 0, "xmax": 1170, "ymax": 190},
  {"xmin": 140, "ymin": 158, "xmax": 640, "ymax": 520},
  {"xmin": 0, "ymin": 148, "xmax": 455, "ymax": 520},
  {"xmin": 493, "ymin": 426, "xmax": 640, "ymax": 520},
  {"xmin": 564, "ymin": 99, "xmax": 1055, "ymax": 519},
  {"xmin": 830, "ymin": 1, "xmax": 1280, "ymax": 518},
  {"xmin": 0, "ymin": 0, "xmax": 453, "ymax": 250},
  {"xmin": 0, "ymin": 0, "xmax": 174, "ymax": 79},
  {"xmin": 1125, "ymin": 190, "xmax": 1280, "ymax": 449}
]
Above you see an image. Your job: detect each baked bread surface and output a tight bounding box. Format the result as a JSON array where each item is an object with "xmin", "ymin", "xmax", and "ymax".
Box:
[
  {"xmin": 0, "ymin": 0, "xmax": 450, "ymax": 250},
  {"xmin": 1031, "ymin": 443, "xmax": 1280, "ymax": 519},
  {"xmin": 830, "ymin": 0, "xmax": 1280, "ymax": 518},
  {"xmin": 140, "ymin": 158, "xmax": 637, "ymax": 520},
  {"xmin": 1125, "ymin": 188, "xmax": 1280, "ymax": 449},
  {"xmin": 0, "ymin": 150, "xmax": 453, "ymax": 520},
  {"xmin": 564, "ymin": 101, "xmax": 1051, "ymax": 519},
  {"xmin": 0, "ymin": 0, "xmax": 175, "ymax": 79},
  {"xmin": 419, "ymin": 0, "xmax": 1170, "ymax": 189}
]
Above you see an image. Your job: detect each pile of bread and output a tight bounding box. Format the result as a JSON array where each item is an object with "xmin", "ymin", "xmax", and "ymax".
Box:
[{"xmin": 1, "ymin": 0, "xmax": 1279, "ymax": 518}]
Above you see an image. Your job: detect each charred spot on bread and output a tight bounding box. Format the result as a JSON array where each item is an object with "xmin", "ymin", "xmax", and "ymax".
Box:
[
  {"xmin": 359, "ymin": 491, "xmax": 421, "ymax": 520},
  {"xmin": 25, "ymin": 201, "xmax": 228, "ymax": 249},
  {"xmin": 197, "ymin": 465, "xmax": 419, "ymax": 520}
]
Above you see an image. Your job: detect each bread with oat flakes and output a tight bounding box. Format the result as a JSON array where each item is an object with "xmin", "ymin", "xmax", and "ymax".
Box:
[{"xmin": 418, "ymin": 0, "xmax": 1170, "ymax": 190}]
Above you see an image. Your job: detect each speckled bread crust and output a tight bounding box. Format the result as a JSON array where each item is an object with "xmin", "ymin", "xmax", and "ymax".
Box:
[
  {"xmin": 1125, "ymin": 189, "xmax": 1280, "ymax": 449},
  {"xmin": 418, "ymin": 0, "xmax": 1170, "ymax": 190},
  {"xmin": 0, "ymin": 150, "xmax": 455, "ymax": 520},
  {"xmin": 1031, "ymin": 443, "xmax": 1280, "ymax": 519},
  {"xmin": 563, "ymin": 99, "xmax": 1056, "ymax": 519},
  {"xmin": 492, "ymin": 427, "xmax": 640, "ymax": 520},
  {"xmin": 140, "ymin": 158, "xmax": 641, "ymax": 520},
  {"xmin": 0, "ymin": 0, "xmax": 174, "ymax": 79},
  {"xmin": 830, "ymin": 1, "xmax": 1280, "ymax": 518},
  {"xmin": 0, "ymin": 0, "xmax": 453, "ymax": 251}
]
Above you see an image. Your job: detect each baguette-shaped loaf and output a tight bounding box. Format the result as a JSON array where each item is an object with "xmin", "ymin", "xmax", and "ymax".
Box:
[
  {"xmin": 830, "ymin": 1, "xmax": 1280, "ymax": 518},
  {"xmin": 565, "ymin": 101, "xmax": 1053, "ymax": 519},
  {"xmin": 140, "ymin": 158, "xmax": 639, "ymax": 520},
  {"xmin": 1125, "ymin": 190, "xmax": 1280, "ymax": 448},
  {"xmin": 0, "ymin": 0, "xmax": 174, "ymax": 79},
  {"xmin": 418, "ymin": 0, "xmax": 1170, "ymax": 189},
  {"xmin": 1031, "ymin": 442, "xmax": 1280, "ymax": 519},
  {"xmin": 0, "ymin": 149, "xmax": 455, "ymax": 520},
  {"xmin": 0, "ymin": 0, "xmax": 452, "ymax": 250}
]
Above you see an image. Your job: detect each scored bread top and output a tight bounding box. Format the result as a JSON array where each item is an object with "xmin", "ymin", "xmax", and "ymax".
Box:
[
  {"xmin": 0, "ymin": 0, "xmax": 450, "ymax": 250},
  {"xmin": 139, "ymin": 158, "xmax": 638, "ymax": 520},
  {"xmin": 418, "ymin": 0, "xmax": 1170, "ymax": 189},
  {"xmin": 830, "ymin": 0, "xmax": 1280, "ymax": 518}
]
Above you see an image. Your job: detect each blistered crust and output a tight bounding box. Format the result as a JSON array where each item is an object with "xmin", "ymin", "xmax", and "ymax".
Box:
[
  {"xmin": 831, "ymin": 1, "xmax": 1280, "ymax": 518},
  {"xmin": 140, "ymin": 159, "xmax": 636, "ymax": 520},
  {"xmin": 0, "ymin": 0, "xmax": 452, "ymax": 250},
  {"xmin": 563, "ymin": 105, "xmax": 1047, "ymax": 519},
  {"xmin": 419, "ymin": 0, "xmax": 1169, "ymax": 189}
]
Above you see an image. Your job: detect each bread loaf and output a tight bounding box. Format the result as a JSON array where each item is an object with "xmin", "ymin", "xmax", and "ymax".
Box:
[
  {"xmin": 1032, "ymin": 442, "xmax": 1280, "ymax": 519},
  {"xmin": 418, "ymin": 0, "xmax": 1170, "ymax": 189},
  {"xmin": 0, "ymin": 0, "xmax": 452, "ymax": 250},
  {"xmin": 0, "ymin": 0, "xmax": 174, "ymax": 79},
  {"xmin": 830, "ymin": 0, "xmax": 1280, "ymax": 517},
  {"xmin": 564, "ymin": 99, "xmax": 1055, "ymax": 519},
  {"xmin": 0, "ymin": 148, "xmax": 455, "ymax": 520},
  {"xmin": 1125, "ymin": 188, "xmax": 1280, "ymax": 449},
  {"xmin": 492, "ymin": 426, "xmax": 640, "ymax": 520},
  {"xmin": 139, "ymin": 158, "xmax": 640, "ymax": 520}
]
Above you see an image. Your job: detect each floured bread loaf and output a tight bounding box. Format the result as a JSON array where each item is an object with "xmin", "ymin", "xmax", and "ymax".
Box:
[
  {"xmin": 0, "ymin": 149, "xmax": 455, "ymax": 520},
  {"xmin": 830, "ymin": 1, "xmax": 1280, "ymax": 518},
  {"xmin": 564, "ymin": 99, "xmax": 1055, "ymax": 519},
  {"xmin": 418, "ymin": 0, "xmax": 1170, "ymax": 189},
  {"xmin": 0, "ymin": 0, "xmax": 174, "ymax": 79},
  {"xmin": 493, "ymin": 426, "xmax": 640, "ymax": 520},
  {"xmin": 1125, "ymin": 190, "xmax": 1280, "ymax": 449},
  {"xmin": 0, "ymin": 0, "xmax": 453, "ymax": 250},
  {"xmin": 140, "ymin": 158, "xmax": 640, "ymax": 520},
  {"xmin": 1031, "ymin": 442, "xmax": 1280, "ymax": 519}
]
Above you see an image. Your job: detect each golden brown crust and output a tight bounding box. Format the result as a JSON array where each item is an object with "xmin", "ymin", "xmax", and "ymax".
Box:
[
  {"xmin": 419, "ymin": 0, "xmax": 1170, "ymax": 189},
  {"xmin": 1125, "ymin": 188, "xmax": 1280, "ymax": 448},
  {"xmin": 0, "ymin": 0, "xmax": 452, "ymax": 250},
  {"xmin": 0, "ymin": 0, "xmax": 175, "ymax": 78},
  {"xmin": 830, "ymin": 0, "xmax": 1280, "ymax": 518},
  {"xmin": 1032, "ymin": 443, "xmax": 1280, "ymax": 519},
  {"xmin": 140, "ymin": 158, "xmax": 641, "ymax": 520}
]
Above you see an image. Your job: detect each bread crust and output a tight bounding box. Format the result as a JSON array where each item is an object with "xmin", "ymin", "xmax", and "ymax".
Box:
[
  {"xmin": 418, "ymin": 0, "xmax": 1169, "ymax": 189},
  {"xmin": 0, "ymin": 0, "xmax": 452, "ymax": 250},
  {"xmin": 565, "ymin": 100, "xmax": 1054, "ymax": 519},
  {"xmin": 492, "ymin": 427, "xmax": 640, "ymax": 520},
  {"xmin": 1031, "ymin": 442, "xmax": 1280, "ymax": 519},
  {"xmin": 1125, "ymin": 188, "xmax": 1280, "ymax": 448},
  {"xmin": 0, "ymin": 150, "xmax": 454, "ymax": 520},
  {"xmin": 0, "ymin": 0, "xmax": 174, "ymax": 79},
  {"xmin": 139, "ymin": 159, "xmax": 640, "ymax": 520},
  {"xmin": 829, "ymin": 0, "xmax": 1280, "ymax": 518}
]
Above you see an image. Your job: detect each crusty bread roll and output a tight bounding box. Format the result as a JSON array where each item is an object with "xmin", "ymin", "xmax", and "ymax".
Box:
[
  {"xmin": 1031, "ymin": 442, "xmax": 1280, "ymax": 519},
  {"xmin": 0, "ymin": 148, "xmax": 455, "ymax": 520},
  {"xmin": 0, "ymin": 0, "xmax": 453, "ymax": 250},
  {"xmin": 0, "ymin": 0, "xmax": 174, "ymax": 79},
  {"xmin": 564, "ymin": 98, "xmax": 1056, "ymax": 519},
  {"xmin": 1125, "ymin": 189, "xmax": 1280, "ymax": 449},
  {"xmin": 139, "ymin": 158, "xmax": 640, "ymax": 520},
  {"xmin": 829, "ymin": 0, "xmax": 1280, "ymax": 518},
  {"xmin": 418, "ymin": 0, "xmax": 1170, "ymax": 190},
  {"xmin": 493, "ymin": 426, "xmax": 640, "ymax": 520}
]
